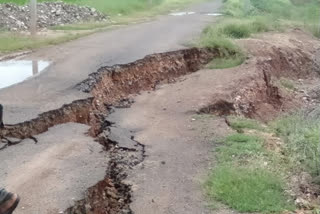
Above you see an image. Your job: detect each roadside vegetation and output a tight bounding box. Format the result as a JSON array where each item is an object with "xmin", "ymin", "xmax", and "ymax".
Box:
[
  {"xmin": 226, "ymin": 115, "xmax": 264, "ymax": 132},
  {"xmin": 207, "ymin": 166, "xmax": 293, "ymax": 212},
  {"xmin": 0, "ymin": 0, "xmax": 202, "ymax": 18},
  {"xmin": 271, "ymin": 110, "xmax": 320, "ymax": 177},
  {"xmin": 206, "ymin": 116, "xmax": 295, "ymax": 212},
  {"xmin": 206, "ymin": 109, "xmax": 320, "ymax": 212},
  {"xmin": 201, "ymin": 1, "xmax": 320, "ymax": 212},
  {"xmin": 198, "ymin": 0, "xmax": 320, "ymax": 69},
  {"xmin": 0, "ymin": 31, "xmax": 91, "ymax": 53},
  {"xmin": 279, "ymin": 78, "xmax": 297, "ymax": 91},
  {"xmin": 0, "ymin": 0, "xmax": 163, "ymax": 15}
]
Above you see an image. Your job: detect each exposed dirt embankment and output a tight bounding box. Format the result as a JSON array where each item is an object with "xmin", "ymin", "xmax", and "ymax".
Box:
[{"xmin": 201, "ymin": 30, "xmax": 320, "ymax": 121}]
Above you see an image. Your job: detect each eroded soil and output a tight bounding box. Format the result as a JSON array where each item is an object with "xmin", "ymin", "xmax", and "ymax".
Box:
[{"xmin": 1, "ymin": 29, "xmax": 320, "ymax": 213}]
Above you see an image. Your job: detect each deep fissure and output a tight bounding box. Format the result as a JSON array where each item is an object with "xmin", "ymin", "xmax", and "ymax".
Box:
[{"xmin": 0, "ymin": 47, "xmax": 219, "ymax": 213}]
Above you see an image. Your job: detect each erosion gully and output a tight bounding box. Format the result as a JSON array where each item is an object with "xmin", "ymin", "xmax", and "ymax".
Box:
[{"xmin": 0, "ymin": 43, "xmax": 306, "ymax": 213}]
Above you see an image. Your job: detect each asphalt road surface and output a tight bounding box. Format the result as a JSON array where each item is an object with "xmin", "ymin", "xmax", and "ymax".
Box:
[
  {"xmin": 0, "ymin": 0, "xmax": 222, "ymax": 124},
  {"xmin": 0, "ymin": 1, "xmax": 223, "ymax": 213}
]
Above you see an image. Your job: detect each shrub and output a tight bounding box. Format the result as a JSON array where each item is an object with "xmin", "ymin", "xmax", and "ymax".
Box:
[{"xmin": 221, "ymin": 23, "xmax": 251, "ymax": 38}]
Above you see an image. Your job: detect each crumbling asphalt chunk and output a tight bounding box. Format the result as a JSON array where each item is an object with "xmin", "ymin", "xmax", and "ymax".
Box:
[
  {"xmin": 0, "ymin": 135, "xmax": 38, "ymax": 150},
  {"xmin": 66, "ymin": 120, "xmax": 145, "ymax": 214},
  {"xmin": 0, "ymin": 137, "xmax": 22, "ymax": 150},
  {"xmin": 108, "ymin": 127, "xmax": 139, "ymax": 151}
]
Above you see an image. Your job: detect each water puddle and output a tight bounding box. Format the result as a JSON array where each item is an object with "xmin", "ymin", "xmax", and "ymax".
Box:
[
  {"xmin": 170, "ymin": 11, "xmax": 223, "ymax": 16},
  {"xmin": 206, "ymin": 13, "xmax": 223, "ymax": 16},
  {"xmin": 170, "ymin": 11, "xmax": 196, "ymax": 16},
  {"xmin": 0, "ymin": 60, "xmax": 50, "ymax": 89}
]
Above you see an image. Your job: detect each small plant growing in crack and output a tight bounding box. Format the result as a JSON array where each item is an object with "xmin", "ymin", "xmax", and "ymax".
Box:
[{"xmin": 279, "ymin": 78, "xmax": 296, "ymax": 91}]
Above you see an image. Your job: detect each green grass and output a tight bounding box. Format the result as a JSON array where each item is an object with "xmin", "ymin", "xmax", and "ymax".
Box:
[
  {"xmin": 198, "ymin": 24, "xmax": 246, "ymax": 69},
  {"xmin": 226, "ymin": 133, "xmax": 260, "ymax": 142},
  {"xmin": 50, "ymin": 22, "xmax": 112, "ymax": 31},
  {"xmin": 0, "ymin": 0, "xmax": 163, "ymax": 15},
  {"xmin": 271, "ymin": 111, "xmax": 320, "ymax": 176},
  {"xmin": 205, "ymin": 115, "xmax": 295, "ymax": 212},
  {"xmin": 199, "ymin": 0, "xmax": 317, "ymax": 199},
  {"xmin": 201, "ymin": 16, "xmax": 276, "ymax": 42},
  {"xmin": 206, "ymin": 166, "xmax": 294, "ymax": 213},
  {"xmin": 221, "ymin": 23, "xmax": 251, "ymax": 38},
  {"xmin": 223, "ymin": 0, "xmax": 320, "ymax": 36},
  {"xmin": 206, "ymin": 53, "xmax": 245, "ymax": 69},
  {"xmin": 0, "ymin": 0, "xmax": 201, "ymax": 16},
  {"xmin": 205, "ymin": 109, "xmax": 320, "ymax": 212},
  {"xmin": 0, "ymin": 32, "xmax": 89, "ymax": 53},
  {"xmin": 279, "ymin": 78, "xmax": 296, "ymax": 91},
  {"xmin": 198, "ymin": 30, "xmax": 240, "ymax": 53},
  {"xmin": 198, "ymin": 0, "xmax": 320, "ymax": 69},
  {"xmin": 221, "ymin": 17, "xmax": 274, "ymax": 38},
  {"xmin": 0, "ymin": 0, "xmax": 25, "ymax": 4},
  {"xmin": 197, "ymin": 16, "xmax": 277, "ymax": 69},
  {"xmin": 216, "ymin": 133, "xmax": 264, "ymax": 162},
  {"xmin": 227, "ymin": 116, "xmax": 265, "ymax": 132},
  {"xmin": 80, "ymin": 0, "xmax": 163, "ymax": 15}
]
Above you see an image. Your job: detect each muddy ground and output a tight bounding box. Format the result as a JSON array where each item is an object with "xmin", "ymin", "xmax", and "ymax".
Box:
[{"xmin": 1, "ymin": 29, "xmax": 320, "ymax": 213}]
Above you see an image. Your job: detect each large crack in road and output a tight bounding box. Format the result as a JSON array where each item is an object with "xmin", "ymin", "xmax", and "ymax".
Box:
[
  {"xmin": 0, "ymin": 48, "xmax": 219, "ymax": 213},
  {"xmin": 0, "ymin": 48, "xmax": 217, "ymax": 141}
]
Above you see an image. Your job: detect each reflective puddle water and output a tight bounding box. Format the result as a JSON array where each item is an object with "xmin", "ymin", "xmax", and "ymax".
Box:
[
  {"xmin": 206, "ymin": 13, "xmax": 223, "ymax": 16},
  {"xmin": 170, "ymin": 11, "xmax": 196, "ymax": 16},
  {"xmin": 0, "ymin": 60, "xmax": 50, "ymax": 89},
  {"xmin": 170, "ymin": 11, "xmax": 223, "ymax": 16}
]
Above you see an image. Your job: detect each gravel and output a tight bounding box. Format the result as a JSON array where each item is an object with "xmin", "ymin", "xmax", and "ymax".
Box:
[{"xmin": 0, "ymin": 1, "xmax": 108, "ymax": 31}]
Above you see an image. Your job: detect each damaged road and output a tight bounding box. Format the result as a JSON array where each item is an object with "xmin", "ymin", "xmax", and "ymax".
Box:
[
  {"xmin": 0, "ymin": 123, "xmax": 109, "ymax": 214},
  {"xmin": 0, "ymin": 2, "xmax": 224, "ymax": 211},
  {"xmin": 0, "ymin": 47, "xmax": 219, "ymax": 213},
  {"xmin": 0, "ymin": 0, "xmax": 222, "ymax": 124},
  {"xmin": 1, "ymin": 28, "xmax": 319, "ymax": 213},
  {"xmin": 0, "ymin": 0, "xmax": 319, "ymax": 211}
]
